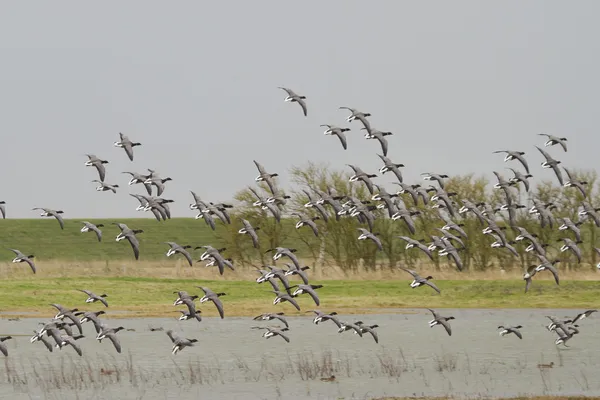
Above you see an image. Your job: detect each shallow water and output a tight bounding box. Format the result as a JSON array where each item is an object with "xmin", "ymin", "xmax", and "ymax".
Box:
[{"xmin": 0, "ymin": 308, "xmax": 598, "ymax": 400}]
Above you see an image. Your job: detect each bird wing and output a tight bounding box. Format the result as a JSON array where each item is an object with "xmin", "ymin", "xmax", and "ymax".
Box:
[
  {"xmin": 253, "ymin": 160, "xmax": 267, "ymax": 175},
  {"xmin": 95, "ymin": 163, "xmax": 106, "ymax": 182},
  {"xmin": 212, "ymin": 297, "xmax": 225, "ymax": 319},
  {"xmin": 335, "ymin": 131, "xmax": 347, "ymax": 150},
  {"xmin": 123, "ymin": 143, "xmax": 134, "ymax": 161},
  {"xmin": 399, "ymin": 267, "xmax": 419, "ymax": 279},
  {"xmin": 424, "ymin": 280, "xmax": 441, "ymax": 294},
  {"xmin": 107, "ymin": 333, "xmax": 122, "ymax": 353},
  {"xmin": 25, "ymin": 258, "xmax": 37, "ymax": 273},
  {"xmin": 126, "ymin": 234, "xmax": 140, "ymax": 260},
  {"xmin": 376, "ymin": 135, "xmax": 388, "ymax": 157},
  {"xmin": 551, "ymin": 164, "xmax": 564, "ymax": 185},
  {"xmin": 438, "ymin": 319, "xmax": 452, "ymax": 336},
  {"xmin": 298, "ymin": 98, "xmax": 307, "ymax": 117}
]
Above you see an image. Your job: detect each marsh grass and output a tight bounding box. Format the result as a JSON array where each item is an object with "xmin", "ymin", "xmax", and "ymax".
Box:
[{"xmin": 0, "ymin": 350, "xmax": 595, "ymax": 398}]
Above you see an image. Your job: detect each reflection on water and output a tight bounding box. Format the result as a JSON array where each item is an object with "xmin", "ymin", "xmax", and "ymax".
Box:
[{"xmin": 0, "ymin": 308, "xmax": 598, "ymax": 400}]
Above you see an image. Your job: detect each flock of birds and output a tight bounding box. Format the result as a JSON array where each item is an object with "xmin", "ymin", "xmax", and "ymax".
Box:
[{"xmin": 2, "ymin": 87, "xmax": 600, "ymax": 357}]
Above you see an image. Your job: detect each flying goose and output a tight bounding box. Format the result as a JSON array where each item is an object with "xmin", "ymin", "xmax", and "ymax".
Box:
[
  {"xmin": 96, "ymin": 325, "xmax": 125, "ymax": 353},
  {"xmin": 238, "ymin": 218, "xmax": 260, "ymax": 248},
  {"xmin": 534, "ymin": 258, "xmax": 560, "ymax": 286},
  {"xmin": 283, "ymin": 263, "xmax": 310, "ymax": 285},
  {"xmin": 337, "ymin": 321, "xmax": 364, "ymax": 336},
  {"xmin": 31, "ymin": 330, "xmax": 54, "ymax": 352},
  {"xmin": 437, "ymin": 238, "xmax": 464, "ymax": 271},
  {"xmin": 50, "ymin": 304, "xmax": 83, "ymax": 334},
  {"xmin": 356, "ymin": 322, "xmax": 379, "ymax": 343},
  {"xmin": 493, "ymin": 150, "xmax": 530, "ymax": 173},
  {"xmin": 572, "ymin": 310, "xmax": 597, "ymax": 323},
  {"xmin": 75, "ymin": 310, "xmax": 106, "ymax": 333},
  {"xmin": 290, "ymin": 284, "xmax": 323, "ymax": 306},
  {"xmin": 498, "ymin": 325, "xmax": 523, "ymax": 339},
  {"xmin": 377, "ymin": 154, "xmax": 404, "ymax": 183},
  {"xmin": 114, "ymin": 132, "xmax": 141, "ymax": 161},
  {"xmin": 346, "ymin": 164, "xmax": 378, "ymax": 194},
  {"xmin": 339, "ymin": 107, "xmax": 372, "ymax": 133},
  {"xmin": 195, "ymin": 246, "xmax": 234, "ymax": 275},
  {"xmin": 357, "ymin": 228, "xmax": 383, "ymax": 251},
  {"xmin": 563, "ymin": 167, "xmax": 588, "ymax": 197},
  {"xmin": 278, "ymin": 87, "xmax": 307, "ymax": 116},
  {"xmin": 291, "ymin": 212, "xmax": 320, "ymax": 237},
  {"xmin": 0, "ymin": 201, "xmax": 5, "ymax": 219},
  {"xmin": 77, "ymin": 289, "xmax": 108, "ymax": 307},
  {"xmin": 535, "ymin": 146, "xmax": 564, "ymax": 185},
  {"xmin": 198, "ymin": 286, "xmax": 226, "ymax": 319},
  {"xmin": 307, "ymin": 310, "xmax": 341, "ymax": 327},
  {"xmin": 555, "ymin": 325, "xmax": 579, "ymax": 347},
  {"xmin": 320, "ymin": 124, "xmax": 348, "ymax": 150},
  {"xmin": 54, "ymin": 334, "xmax": 85, "ymax": 356},
  {"xmin": 84, "ymin": 154, "xmax": 109, "ymax": 182},
  {"xmin": 579, "ymin": 201, "xmax": 600, "ymax": 227},
  {"xmin": 398, "ymin": 267, "xmax": 440, "ymax": 294},
  {"xmin": 80, "ymin": 221, "xmax": 103, "ymax": 242},
  {"xmin": 253, "ymin": 312, "xmax": 289, "ymax": 328},
  {"xmin": 427, "ymin": 308, "xmax": 455, "ymax": 336},
  {"xmin": 164, "ymin": 242, "xmax": 193, "ymax": 266},
  {"xmin": 122, "ymin": 171, "xmax": 153, "ymax": 195},
  {"xmin": 421, "ymin": 173, "xmax": 449, "ymax": 190},
  {"xmin": 32, "ymin": 207, "xmax": 64, "ymax": 230},
  {"xmin": 265, "ymin": 267, "xmax": 293, "ymax": 291},
  {"xmin": 143, "ymin": 175, "xmax": 173, "ymax": 197},
  {"xmin": 506, "ymin": 167, "xmax": 533, "ymax": 192},
  {"xmin": 0, "ymin": 336, "xmax": 12, "ymax": 356},
  {"xmin": 252, "ymin": 326, "xmax": 291, "ymax": 342},
  {"xmin": 253, "ymin": 161, "xmax": 279, "ymax": 195},
  {"xmin": 166, "ymin": 330, "xmax": 198, "ymax": 355},
  {"xmin": 266, "ymin": 247, "xmax": 301, "ymax": 269},
  {"xmin": 539, "ymin": 134, "xmax": 568, "ymax": 152},
  {"xmin": 361, "ymin": 128, "xmax": 392, "ymax": 156},
  {"xmin": 272, "ymin": 290, "xmax": 301, "ymax": 311},
  {"xmin": 397, "ymin": 236, "xmax": 434, "ymax": 260},
  {"xmin": 9, "ymin": 248, "xmax": 36, "ymax": 273},
  {"xmin": 114, "ymin": 223, "xmax": 143, "ymax": 260},
  {"xmin": 92, "ymin": 180, "xmax": 119, "ymax": 193},
  {"xmin": 557, "ymin": 238, "xmax": 583, "ymax": 263},
  {"xmin": 557, "ymin": 217, "xmax": 583, "ymax": 242},
  {"xmin": 173, "ymin": 291, "xmax": 198, "ymax": 306}
]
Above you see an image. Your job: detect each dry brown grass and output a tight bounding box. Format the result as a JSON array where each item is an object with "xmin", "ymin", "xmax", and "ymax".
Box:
[{"xmin": 1, "ymin": 258, "xmax": 599, "ymax": 281}]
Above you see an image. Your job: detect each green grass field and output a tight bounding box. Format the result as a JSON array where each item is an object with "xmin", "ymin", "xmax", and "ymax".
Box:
[
  {"xmin": 0, "ymin": 217, "xmax": 240, "ymax": 261},
  {"xmin": 0, "ymin": 216, "xmax": 332, "ymax": 263},
  {"xmin": 0, "ymin": 278, "xmax": 598, "ymax": 318}
]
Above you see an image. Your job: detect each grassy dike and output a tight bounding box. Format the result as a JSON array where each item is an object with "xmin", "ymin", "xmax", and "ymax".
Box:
[
  {"xmin": 0, "ymin": 278, "xmax": 598, "ymax": 318},
  {"xmin": 0, "ymin": 218, "xmax": 599, "ymax": 318}
]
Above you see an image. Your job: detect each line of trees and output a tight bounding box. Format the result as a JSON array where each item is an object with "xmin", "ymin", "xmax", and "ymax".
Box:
[{"xmin": 210, "ymin": 162, "xmax": 600, "ymax": 273}]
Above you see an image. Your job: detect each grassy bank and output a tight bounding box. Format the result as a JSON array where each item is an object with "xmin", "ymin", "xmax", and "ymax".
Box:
[
  {"xmin": 0, "ymin": 217, "xmax": 236, "ymax": 261},
  {"xmin": 0, "ymin": 277, "xmax": 598, "ymax": 318}
]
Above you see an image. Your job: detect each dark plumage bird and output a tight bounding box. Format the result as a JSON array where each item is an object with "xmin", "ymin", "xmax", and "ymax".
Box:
[
  {"xmin": 278, "ymin": 87, "xmax": 307, "ymax": 116},
  {"xmin": 9, "ymin": 249, "xmax": 36, "ymax": 274},
  {"xmin": 32, "ymin": 207, "xmax": 65, "ymax": 230},
  {"xmin": 77, "ymin": 289, "xmax": 108, "ymax": 307},
  {"xmin": 114, "ymin": 223, "xmax": 143, "ymax": 260},
  {"xmin": 321, "ymin": 124, "xmax": 349, "ymax": 150},
  {"xmin": 498, "ymin": 325, "xmax": 523, "ymax": 339},
  {"xmin": 399, "ymin": 267, "xmax": 440, "ymax": 294},
  {"xmin": 539, "ymin": 134, "xmax": 568, "ymax": 152},
  {"xmin": 493, "ymin": 150, "xmax": 530, "ymax": 173},
  {"xmin": 84, "ymin": 154, "xmax": 109, "ymax": 182},
  {"xmin": 114, "ymin": 132, "xmax": 142, "ymax": 161}
]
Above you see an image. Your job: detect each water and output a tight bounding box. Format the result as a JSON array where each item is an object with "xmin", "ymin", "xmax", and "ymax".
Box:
[{"xmin": 0, "ymin": 308, "xmax": 598, "ymax": 400}]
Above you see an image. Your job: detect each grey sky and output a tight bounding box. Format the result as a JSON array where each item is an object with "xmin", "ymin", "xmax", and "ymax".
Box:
[{"xmin": 1, "ymin": 1, "xmax": 598, "ymax": 219}]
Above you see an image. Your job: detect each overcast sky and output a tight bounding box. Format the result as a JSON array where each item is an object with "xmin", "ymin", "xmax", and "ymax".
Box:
[{"xmin": 0, "ymin": 1, "xmax": 598, "ymax": 219}]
